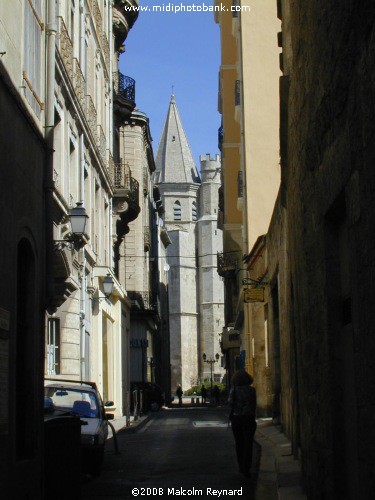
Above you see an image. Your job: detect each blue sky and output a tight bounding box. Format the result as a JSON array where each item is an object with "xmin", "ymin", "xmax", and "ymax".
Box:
[{"xmin": 119, "ymin": 1, "xmax": 221, "ymax": 170}]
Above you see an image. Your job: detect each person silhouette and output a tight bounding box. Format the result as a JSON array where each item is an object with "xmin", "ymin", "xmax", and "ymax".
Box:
[
  {"xmin": 176, "ymin": 384, "xmax": 183, "ymax": 406},
  {"xmin": 228, "ymin": 370, "xmax": 257, "ymax": 477},
  {"xmin": 201, "ymin": 385, "xmax": 207, "ymax": 404}
]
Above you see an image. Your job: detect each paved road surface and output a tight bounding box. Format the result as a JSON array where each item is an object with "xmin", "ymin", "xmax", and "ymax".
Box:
[{"xmin": 81, "ymin": 407, "xmax": 261, "ymax": 499}]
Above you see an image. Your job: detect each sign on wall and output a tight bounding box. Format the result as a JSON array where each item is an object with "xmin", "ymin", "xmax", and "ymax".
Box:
[{"xmin": 244, "ymin": 287, "xmax": 265, "ymax": 303}]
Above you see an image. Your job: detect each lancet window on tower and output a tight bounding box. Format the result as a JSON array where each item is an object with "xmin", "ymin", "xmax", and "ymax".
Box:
[
  {"xmin": 173, "ymin": 200, "xmax": 181, "ymax": 220},
  {"xmin": 192, "ymin": 202, "xmax": 197, "ymax": 221}
]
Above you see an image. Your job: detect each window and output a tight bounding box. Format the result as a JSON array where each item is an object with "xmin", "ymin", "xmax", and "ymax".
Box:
[
  {"xmin": 192, "ymin": 202, "xmax": 198, "ymax": 221},
  {"xmin": 173, "ymin": 200, "xmax": 181, "ymax": 221},
  {"xmin": 46, "ymin": 318, "xmax": 61, "ymax": 375},
  {"xmin": 23, "ymin": 0, "xmax": 44, "ymax": 117}
]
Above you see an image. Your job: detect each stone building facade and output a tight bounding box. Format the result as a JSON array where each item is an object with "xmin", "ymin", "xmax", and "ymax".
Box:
[
  {"xmin": 215, "ymin": 0, "xmax": 281, "ymax": 391},
  {"xmin": 155, "ymin": 95, "xmax": 225, "ymax": 391},
  {"xmin": 0, "ymin": 1, "xmax": 47, "ymax": 495},
  {"xmin": 117, "ymin": 109, "xmax": 171, "ymax": 395},
  {"xmin": 273, "ymin": 1, "xmax": 375, "ymax": 497}
]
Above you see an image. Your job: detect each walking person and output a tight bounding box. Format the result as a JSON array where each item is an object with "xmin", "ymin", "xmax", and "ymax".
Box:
[
  {"xmin": 228, "ymin": 369, "xmax": 257, "ymax": 477},
  {"xmin": 176, "ymin": 384, "xmax": 183, "ymax": 406},
  {"xmin": 213, "ymin": 384, "xmax": 220, "ymax": 405},
  {"xmin": 201, "ymin": 385, "xmax": 207, "ymax": 404}
]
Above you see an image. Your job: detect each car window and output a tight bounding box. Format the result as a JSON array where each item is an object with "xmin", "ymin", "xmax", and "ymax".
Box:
[{"xmin": 45, "ymin": 387, "xmax": 99, "ymax": 418}]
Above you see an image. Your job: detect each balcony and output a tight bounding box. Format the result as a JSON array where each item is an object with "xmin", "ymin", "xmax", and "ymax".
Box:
[
  {"xmin": 144, "ymin": 226, "xmax": 151, "ymax": 252},
  {"xmin": 113, "ymin": 0, "xmax": 139, "ymax": 49},
  {"xmin": 111, "ymin": 161, "xmax": 140, "ymax": 235},
  {"xmin": 114, "ymin": 71, "xmax": 136, "ymax": 124},
  {"xmin": 217, "ymin": 252, "xmax": 238, "ymax": 277},
  {"xmin": 218, "ymin": 125, "xmax": 224, "ymax": 151},
  {"xmin": 127, "ymin": 291, "xmax": 157, "ymax": 313}
]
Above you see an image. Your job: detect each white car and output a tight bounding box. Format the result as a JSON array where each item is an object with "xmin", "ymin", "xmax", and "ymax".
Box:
[{"xmin": 45, "ymin": 379, "xmax": 114, "ymax": 476}]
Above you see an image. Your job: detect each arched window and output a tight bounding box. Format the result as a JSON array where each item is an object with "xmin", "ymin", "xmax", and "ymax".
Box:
[
  {"xmin": 173, "ymin": 200, "xmax": 181, "ymax": 221},
  {"xmin": 192, "ymin": 202, "xmax": 198, "ymax": 221}
]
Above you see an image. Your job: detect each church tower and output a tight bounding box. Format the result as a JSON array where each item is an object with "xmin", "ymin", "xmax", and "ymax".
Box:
[
  {"xmin": 155, "ymin": 94, "xmax": 201, "ymax": 391},
  {"xmin": 197, "ymin": 155, "xmax": 225, "ymax": 382}
]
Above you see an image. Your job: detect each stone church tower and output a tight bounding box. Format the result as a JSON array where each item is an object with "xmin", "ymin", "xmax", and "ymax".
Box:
[{"xmin": 155, "ymin": 95, "xmax": 224, "ymax": 391}]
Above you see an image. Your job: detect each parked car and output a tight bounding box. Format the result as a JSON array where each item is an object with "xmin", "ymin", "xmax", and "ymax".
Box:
[
  {"xmin": 130, "ymin": 381, "xmax": 165, "ymax": 412},
  {"xmin": 44, "ymin": 379, "xmax": 114, "ymax": 476}
]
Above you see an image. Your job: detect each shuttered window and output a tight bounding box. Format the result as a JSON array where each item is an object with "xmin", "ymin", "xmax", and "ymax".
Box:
[
  {"xmin": 173, "ymin": 200, "xmax": 181, "ymax": 221},
  {"xmin": 23, "ymin": 0, "xmax": 44, "ymax": 117},
  {"xmin": 192, "ymin": 202, "xmax": 197, "ymax": 221}
]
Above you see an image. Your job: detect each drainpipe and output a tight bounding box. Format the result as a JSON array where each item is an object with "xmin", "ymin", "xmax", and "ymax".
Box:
[
  {"xmin": 109, "ymin": 0, "xmax": 113, "ymax": 155},
  {"xmin": 45, "ymin": 0, "xmax": 57, "ymax": 308},
  {"xmin": 80, "ymin": 132, "xmax": 87, "ymax": 380}
]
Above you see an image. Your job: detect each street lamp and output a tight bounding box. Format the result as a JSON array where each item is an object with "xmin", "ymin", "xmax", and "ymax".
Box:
[
  {"xmin": 91, "ymin": 274, "xmax": 115, "ymax": 305},
  {"xmin": 54, "ymin": 202, "xmax": 89, "ymax": 250},
  {"xmin": 202, "ymin": 352, "xmax": 220, "ymax": 398}
]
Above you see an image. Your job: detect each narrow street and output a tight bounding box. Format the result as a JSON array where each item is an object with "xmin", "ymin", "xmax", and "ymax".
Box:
[{"xmin": 81, "ymin": 407, "xmax": 272, "ymax": 500}]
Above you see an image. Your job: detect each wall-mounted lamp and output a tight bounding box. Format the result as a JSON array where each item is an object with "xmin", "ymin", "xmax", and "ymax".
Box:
[
  {"xmin": 54, "ymin": 202, "xmax": 89, "ymax": 250},
  {"xmin": 92, "ymin": 274, "xmax": 115, "ymax": 303}
]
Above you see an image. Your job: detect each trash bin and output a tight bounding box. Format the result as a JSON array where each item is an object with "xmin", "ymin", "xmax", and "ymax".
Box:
[{"xmin": 44, "ymin": 414, "xmax": 82, "ymax": 498}]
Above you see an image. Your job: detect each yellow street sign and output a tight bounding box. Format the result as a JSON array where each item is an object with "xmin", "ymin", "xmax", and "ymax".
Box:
[{"xmin": 244, "ymin": 288, "xmax": 264, "ymax": 303}]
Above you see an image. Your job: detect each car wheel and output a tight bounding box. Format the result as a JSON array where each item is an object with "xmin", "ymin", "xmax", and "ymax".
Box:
[{"xmin": 150, "ymin": 402, "xmax": 161, "ymax": 412}]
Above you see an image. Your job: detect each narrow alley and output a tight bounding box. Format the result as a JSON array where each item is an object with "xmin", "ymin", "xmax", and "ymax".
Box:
[{"xmin": 82, "ymin": 406, "xmax": 262, "ymax": 500}]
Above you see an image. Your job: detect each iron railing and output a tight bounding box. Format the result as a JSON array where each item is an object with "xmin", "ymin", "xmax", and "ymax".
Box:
[
  {"xmin": 118, "ymin": 71, "xmax": 136, "ymax": 102},
  {"xmin": 237, "ymin": 171, "xmax": 243, "ymax": 198},
  {"xmin": 127, "ymin": 291, "xmax": 156, "ymax": 311},
  {"xmin": 218, "ymin": 125, "xmax": 224, "ymax": 150},
  {"xmin": 112, "ymin": 161, "xmax": 139, "ymax": 208},
  {"xmin": 144, "ymin": 226, "xmax": 151, "ymax": 251},
  {"xmin": 235, "ymin": 80, "xmax": 241, "ymax": 106},
  {"xmin": 217, "ymin": 252, "xmax": 238, "ymax": 275}
]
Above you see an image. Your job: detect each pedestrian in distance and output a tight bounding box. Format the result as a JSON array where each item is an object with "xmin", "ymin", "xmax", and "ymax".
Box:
[
  {"xmin": 176, "ymin": 384, "xmax": 183, "ymax": 406},
  {"xmin": 228, "ymin": 369, "xmax": 257, "ymax": 478},
  {"xmin": 213, "ymin": 384, "xmax": 220, "ymax": 405},
  {"xmin": 201, "ymin": 385, "xmax": 207, "ymax": 404}
]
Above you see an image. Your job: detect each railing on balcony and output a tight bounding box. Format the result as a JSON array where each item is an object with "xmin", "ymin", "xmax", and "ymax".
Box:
[
  {"xmin": 144, "ymin": 226, "xmax": 151, "ymax": 251},
  {"xmin": 118, "ymin": 71, "xmax": 136, "ymax": 102},
  {"xmin": 58, "ymin": 17, "xmax": 73, "ymax": 80},
  {"xmin": 108, "ymin": 152, "xmax": 115, "ymax": 183},
  {"xmin": 112, "ymin": 161, "xmax": 139, "ymax": 208},
  {"xmin": 98, "ymin": 125, "xmax": 107, "ymax": 163},
  {"xmin": 218, "ymin": 125, "xmax": 224, "ymax": 151},
  {"xmin": 127, "ymin": 291, "xmax": 156, "ymax": 311},
  {"xmin": 86, "ymin": 95, "xmax": 98, "ymax": 141},
  {"xmin": 217, "ymin": 251, "xmax": 238, "ymax": 276},
  {"xmin": 237, "ymin": 171, "xmax": 243, "ymax": 198},
  {"xmin": 73, "ymin": 58, "xmax": 85, "ymax": 112},
  {"xmin": 235, "ymin": 80, "xmax": 241, "ymax": 106}
]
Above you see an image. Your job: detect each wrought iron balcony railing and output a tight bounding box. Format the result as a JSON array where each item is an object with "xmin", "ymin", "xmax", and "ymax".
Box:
[
  {"xmin": 144, "ymin": 226, "xmax": 151, "ymax": 252},
  {"xmin": 218, "ymin": 125, "xmax": 224, "ymax": 151},
  {"xmin": 112, "ymin": 161, "xmax": 140, "ymax": 213},
  {"xmin": 118, "ymin": 71, "xmax": 136, "ymax": 102},
  {"xmin": 127, "ymin": 291, "xmax": 156, "ymax": 311},
  {"xmin": 235, "ymin": 80, "xmax": 241, "ymax": 106},
  {"xmin": 217, "ymin": 252, "xmax": 238, "ymax": 276},
  {"xmin": 237, "ymin": 171, "xmax": 243, "ymax": 198}
]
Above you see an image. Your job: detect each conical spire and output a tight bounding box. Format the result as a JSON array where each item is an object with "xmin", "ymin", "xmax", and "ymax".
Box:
[{"xmin": 155, "ymin": 94, "xmax": 200, "ymax": 184}]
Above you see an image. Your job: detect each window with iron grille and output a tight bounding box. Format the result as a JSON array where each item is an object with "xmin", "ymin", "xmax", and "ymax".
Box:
[
  {"xmin": 23, "ymin": 0, "xmax": 44, "ymax": 117},
  {"xmin": 46, "ymin": 318, "xmax": 60, "ymax": 375}
]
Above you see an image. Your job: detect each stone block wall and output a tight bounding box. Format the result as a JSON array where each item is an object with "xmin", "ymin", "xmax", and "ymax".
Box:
[{"xmin": 280, "ymin": 0, "xmax": 375, "ymax": 497}]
